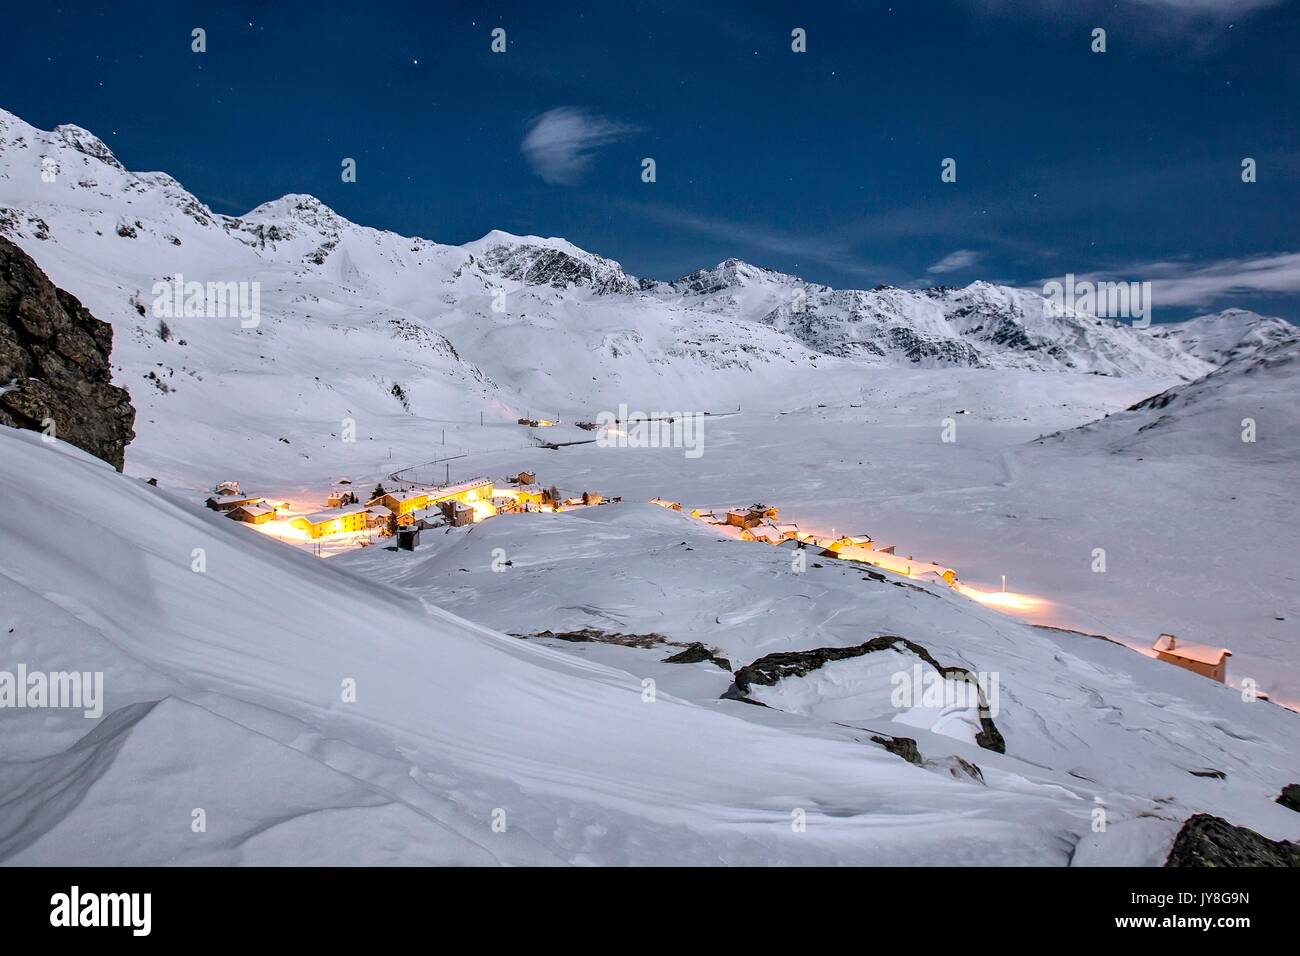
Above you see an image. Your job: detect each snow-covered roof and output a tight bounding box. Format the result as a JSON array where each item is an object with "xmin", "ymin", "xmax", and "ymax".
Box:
[
  {"xmin": 377, "ymin": 489, "xmax": 428, "ymax": 503},
  {"xmin": 230, "ymin": 504, "xmax": 275, "ymax": 517},
  {"xmin": 1152, "ymin": 634, "xmax": 1231, "ymax": 665},
  {"xmin": 427, "ymin": 477, "xmax": 493, "ymax": 497},
  {"xmin": 207, "ymin": 493, "xmax": 263, "ymax": 505},
  {"xmin": 296, "ymin": 506, "xmax": 368, "ymax": 524},
  {"xmin": 366, "ymin": 504, "xmax": 393, "ymax": 517}
]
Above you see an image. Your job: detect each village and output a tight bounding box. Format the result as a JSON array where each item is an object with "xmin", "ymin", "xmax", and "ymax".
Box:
[
  {"xmin": 204, "ymin": 479, "xmax": 1234, "ymax": 688},
  {"xmin": 204, "ymin": 469, "xmax": 617, "ymax": 555}
]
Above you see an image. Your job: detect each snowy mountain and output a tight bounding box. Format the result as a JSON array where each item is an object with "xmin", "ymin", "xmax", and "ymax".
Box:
[
  {"xmin": 1035, "ymin": 336, "xmax": 1300, "ymax": 462},
  {"xmin": 1148, "ymin": 308, "xmax": 1299, "ymax": 366},
  {"xmin": 668, "ymin": 266, "xmax": 1212, "ymax": 377},
  {"xmin": 0, "ymin": 105, "xmax": 1214, "ymax": 447}
]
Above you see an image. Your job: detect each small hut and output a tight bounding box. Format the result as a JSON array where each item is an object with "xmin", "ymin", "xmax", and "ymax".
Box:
[
  {"xmin": 227, "ymin": 503, "xmax": 275, "ymax": 525},
  {"xmin": 1152, "ymin": 634, "xmax": 1231, "ymax": 683}
]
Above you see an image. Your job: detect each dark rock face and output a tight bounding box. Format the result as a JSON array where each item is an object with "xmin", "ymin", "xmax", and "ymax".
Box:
[
  {"xmin": 870, "ymin": 734, "xmax": 922, "ymax": 766},
  {"xmin": 478, "ymin": 242, "xmax": 640, "ymax": 295},
  {"xmin": 0, "ymin": 236, "xmax": 135, "ymax": 469},
  {"xmin": 662, "ymin": 642, "xmax": 732, "ymax": 672},
  {"xmin": 1277, "ymin": 784, "xmax": 1300, "ymax": 813},
  {"xmin": 1164, "ymin": 813, "xmax": 1300, "ymax": 867},
  {"xmin": 522, "ymin": 628, "xmax": 670, "ymax": 649},
  {"xmin": 520, "ymin": 629, "xmax": 732, "ymax": 671},
  {"xmin": 730, "ymin": 635, "xmax": 1006, "ymax": 753}
]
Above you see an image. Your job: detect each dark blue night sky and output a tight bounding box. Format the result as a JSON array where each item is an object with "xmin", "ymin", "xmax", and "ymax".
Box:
[{"xmin": 3, "ymin": 0, "xmax": 1298, "ymax": 320}]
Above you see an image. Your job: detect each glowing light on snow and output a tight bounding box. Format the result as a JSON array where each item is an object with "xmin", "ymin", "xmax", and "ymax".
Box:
[
  {"xmin": 956, "ymin": 583, "xmax": 1047, "ymax": 614},
  {"xmin": 249, "ymin": 518, "xmax": 313, "ymax": 542}
]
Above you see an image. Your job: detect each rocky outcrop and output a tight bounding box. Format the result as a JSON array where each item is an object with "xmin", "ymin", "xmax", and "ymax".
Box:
[
  {"xmin": 1277, "ymin": 784, "xmax": 1300, "ymax": 813},
  {"xmin": 870, "ymin": 734, "xmax": 922, "ymax": 765},
  {"xmin": 1164, "ymin": 813, "xmax": 1300, "ymax": 867},
  {"xmin": 476, "ymin": 240, "xmax": 640, "ymax": 295},
  {"xmin": 521, "ymin": 628, "xmax": 670, "ymax": 649},
  {"xmin": 520, "ymin": 628, "xmax": 732, "ymax": 671},
  {"xmin": 730, "ymin": 635, "xmax": 1006, "ymax": 753},
  {"xmin": 662, "ymin": 642, "xmax": 732, "ymax": 671},
  {"xmin": 0, "ymin": 236, "xmax": 134, "ymax": 469}
]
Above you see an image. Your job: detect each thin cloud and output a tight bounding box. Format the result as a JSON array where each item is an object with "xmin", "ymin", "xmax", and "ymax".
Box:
[
  {"xmin": 1128, "ymin": 0, "xmax": 1283, "ymax": 13},
  {"xmin": 1040, "ymin": 252, "xmax": 1300, "ymax": 309},
  {"xmin": 615, "ymin": 199, "xmax": 892, "ymax": 281},
  {"xmin": 927, "ymin": 249, "xmax": 981, "ymax": 274},
  {"xmin": 522, "ymin": 107, "xmax": 635, "ymax": 186}
]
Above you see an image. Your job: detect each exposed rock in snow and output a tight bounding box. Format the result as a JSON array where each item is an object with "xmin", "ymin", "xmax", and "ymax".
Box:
[
  {"xmin": 0, "ymin": 235, "xmax": 134, "ymax": 468},
  {"xmin": 1164, "ymin": 813, "xmax": 1300, "ymax": 867},
  {"xmin": 662, "ymin": 641, "xmax": 732, "ymax": 671},
  {"xmin": 729, "ymin": 636, "xmax": 1006, "ymax": 752},
  {"xmin": 1278, "ymin": 784, "xmax": 1300, "ymax": 813},
  {"xmin": 870, "ymin": 733, "xmax": 922, "ymax": 765},
  {"xmin": 467, "ymin": 231, "xmax": 642, "ymax": 296},
  {"xmin": 53, "ymin": 124, "xmax": 124, "ymax": 171}
]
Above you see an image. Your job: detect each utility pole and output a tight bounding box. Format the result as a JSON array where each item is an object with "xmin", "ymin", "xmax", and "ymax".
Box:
[{"xmin": 445, "ymin": 462, "xmax": 450, "ymax": 484}]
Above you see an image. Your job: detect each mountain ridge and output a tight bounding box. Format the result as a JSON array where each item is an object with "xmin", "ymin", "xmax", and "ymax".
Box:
[{"xmin": 0, "ymin": 106, "xmax": 1254, "ymax": 385}]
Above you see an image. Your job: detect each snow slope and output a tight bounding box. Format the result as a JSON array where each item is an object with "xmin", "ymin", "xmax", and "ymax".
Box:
[
  {"xmin": 1037, "ymin": 336, "xmax": 1300, "ymax": 463},
  {"xmin": 3, "ymin": 426, "xmax": 1299, "ymax": 865},
  {"xmin": 340, "ymin": 495, "xmax": 1300, "ymax": 858},
  {"xmin": 0, "ymin": 428, "xmax": 1014, "ymax": 865}
]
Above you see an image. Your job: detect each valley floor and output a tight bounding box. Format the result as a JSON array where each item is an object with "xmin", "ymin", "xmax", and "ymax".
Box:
[{"xmin": 163, "ymin": 368, "xmax": 1297, "ymax": 708}]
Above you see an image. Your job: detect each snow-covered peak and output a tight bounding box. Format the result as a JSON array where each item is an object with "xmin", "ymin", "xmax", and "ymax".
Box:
[
  {"xmin": 242, "ymin": 193, "xmax": 340, "ymax": 223},
  {"xmin": 464, "ymin": 229, "xmax": 641, "ymax": 295},
  {"xmin": 671, "ymin": 257, "xmax": 809, "ymax": 296},
  {"xmin": 1148, "ymin": 308, "xmax": 1298, "ymax": 366},
  {"xmin": 53, "ymin": 123, "xmax": 124, "ymax": 170}
]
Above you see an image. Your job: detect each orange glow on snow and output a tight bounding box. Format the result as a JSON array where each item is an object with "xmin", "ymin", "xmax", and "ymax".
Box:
[{"xmin": 956, "ymin": 582, "xmax": 1049, "ymax": 615}]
